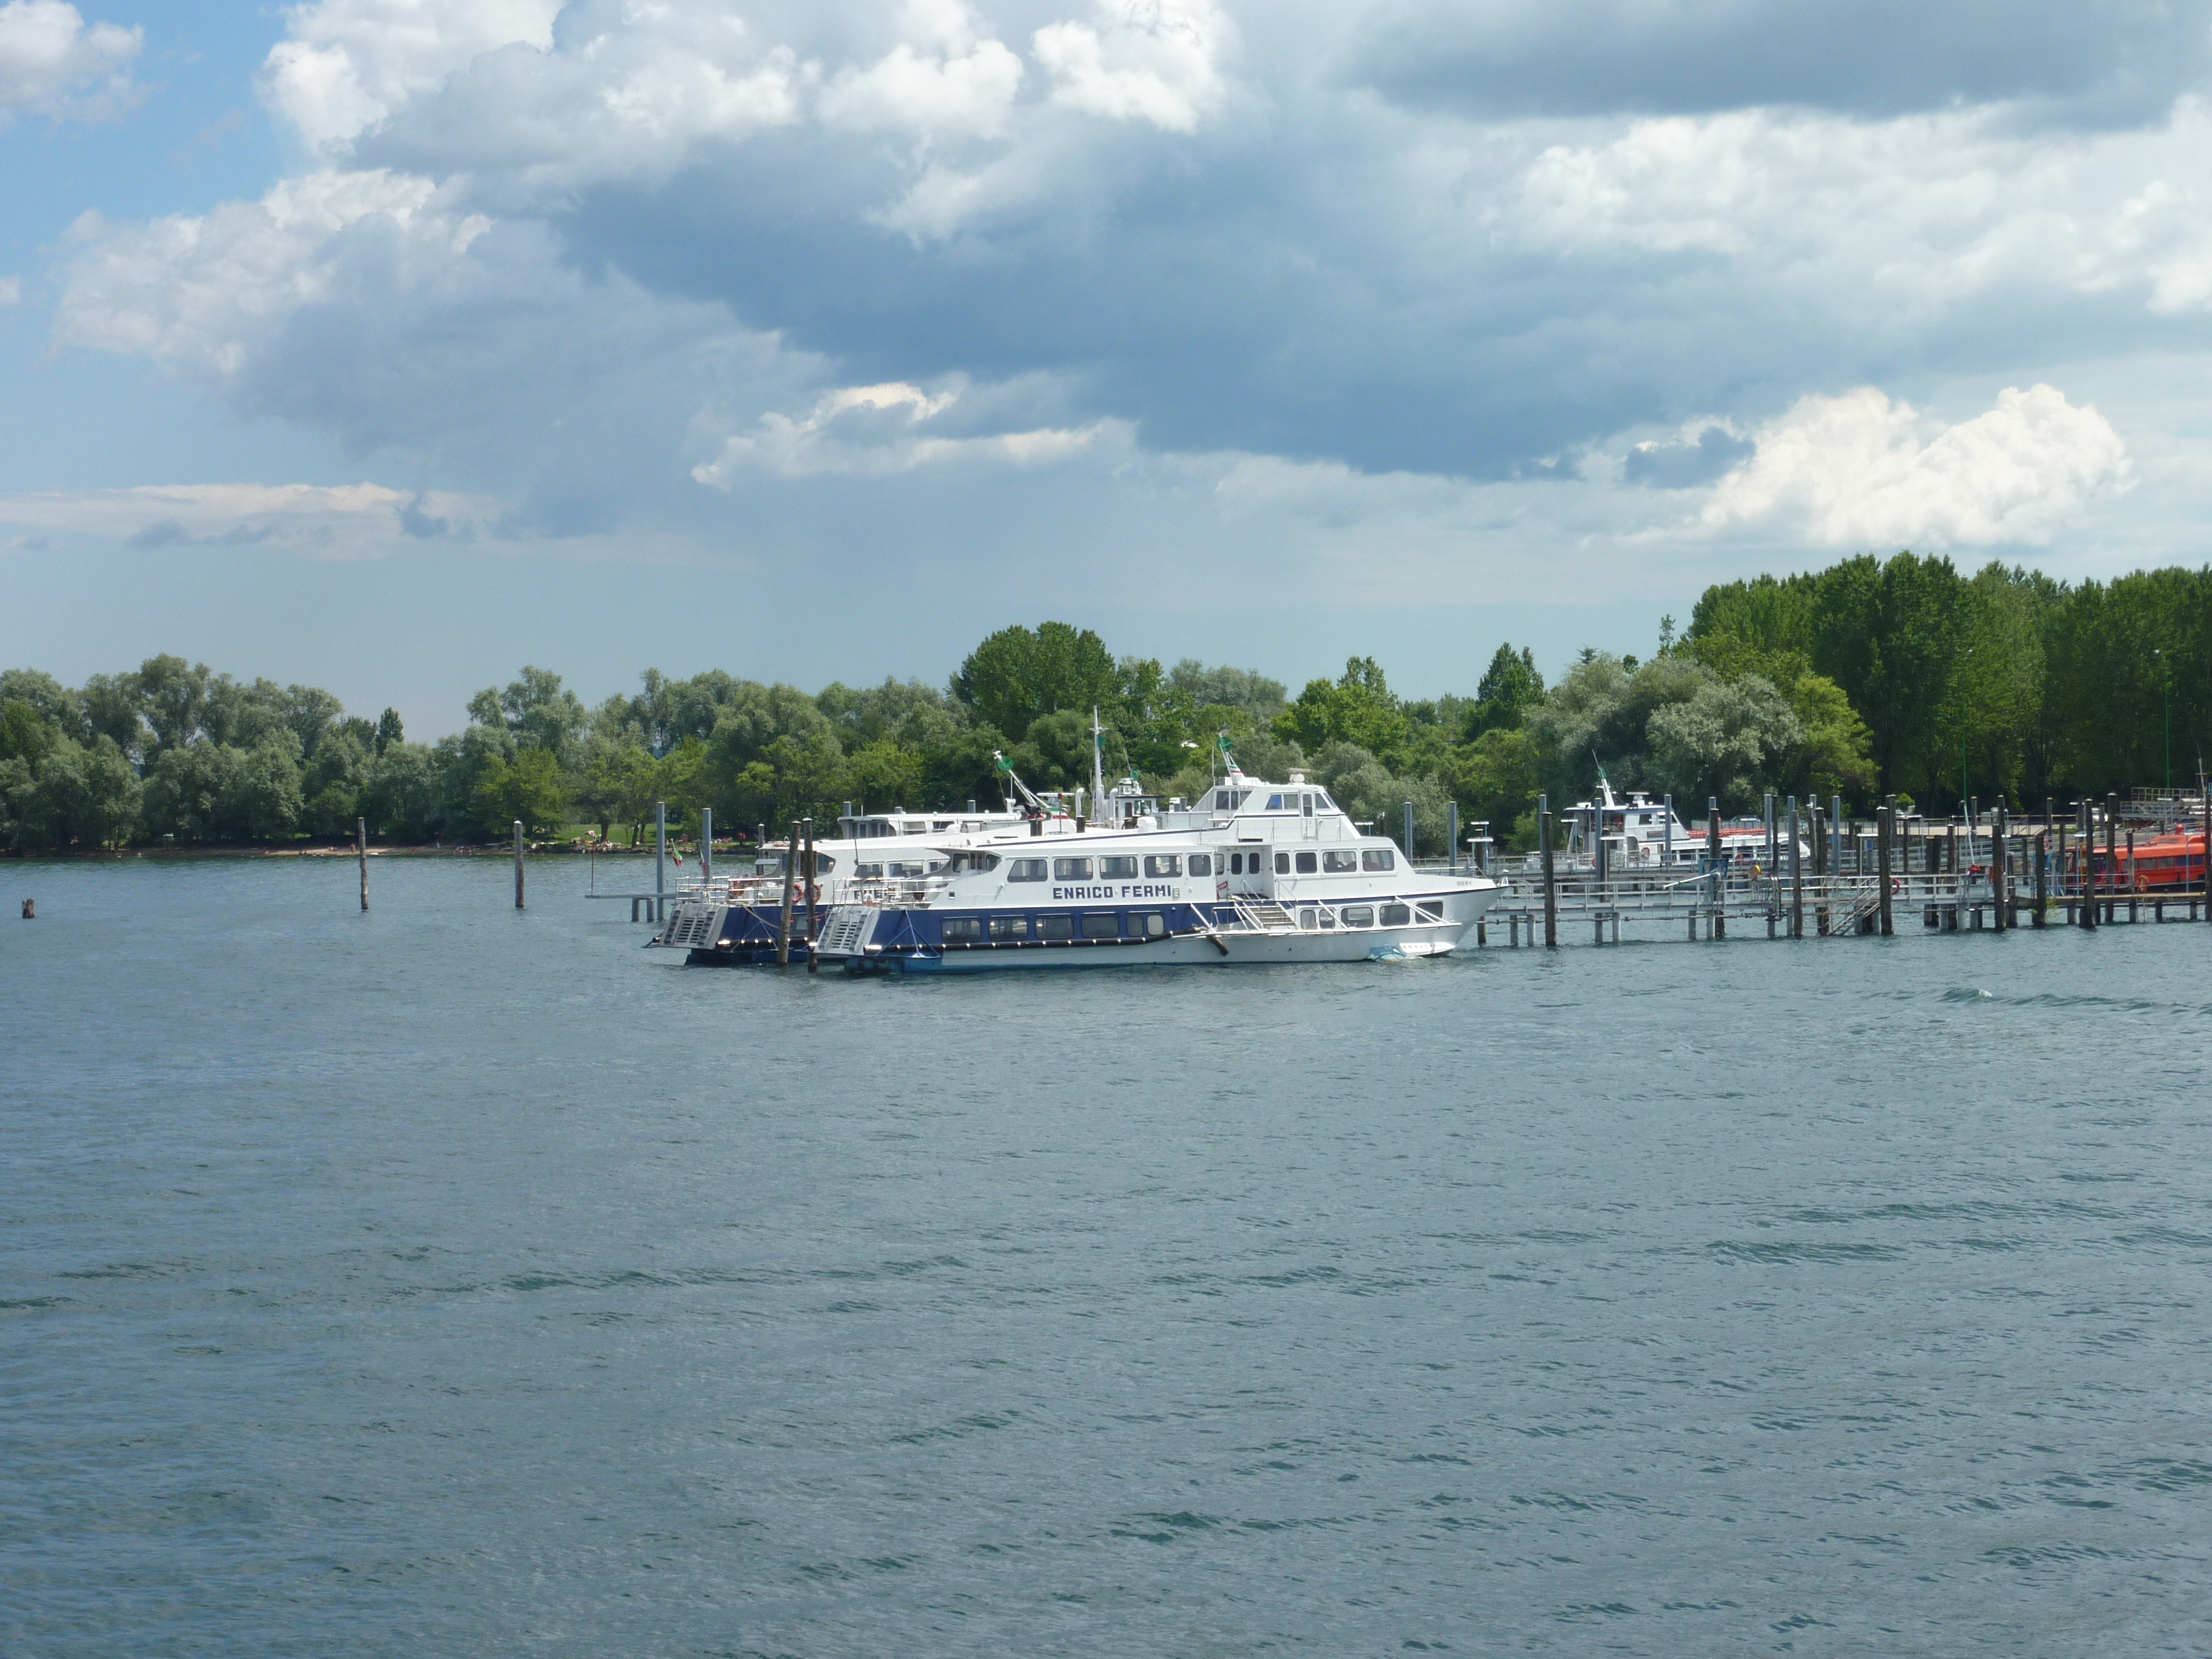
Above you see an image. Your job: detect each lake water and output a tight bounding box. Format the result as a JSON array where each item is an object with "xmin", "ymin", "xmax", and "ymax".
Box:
[{"xmin": 4, "ymin": 855, "xmax": 2210, "ymax": 1657}]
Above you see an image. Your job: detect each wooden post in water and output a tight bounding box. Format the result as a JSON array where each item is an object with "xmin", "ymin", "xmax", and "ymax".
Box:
[
  {"xmin": 513, "ymin": 820, "xmax": 525, "ymax": 909},
  {"xmin": 1789, "ymin": 796, "xmax": 1803, "ymax": 939},
  {"xmin": 777, "ymin": 820, "xmax": 798, "ymax": 967},
  {"xmin": 1538, "ymin": 795, "xmax": 1557, "ymax": 948},
  {"xmin": 1993, "ymin": 803, "xmax": 2008, "ymax": 931},
  {"xmin": 803, "ymin": 817, "xmax": 820, "ymax": 974},
  {"xmin": 2127, "ymin": 826, "xmax": 2137, "ymax": 922},
  {"xmin": 2079, "ymin": 800, "xmax": 2097, "ymax": 930},
  {"xmin": 701, "ymin": 806, "xmax": 712, "ymax": 890},
  {"xmin": 655, "ymin": 802, "xmax": 667, "ymax": 923},
  {"xmin": 2202, "ymin": 774, "xmax": 2211, "ymax": 922},
  {"xmin": 2033, "ymin": 825, "xmax": 2048, "ymax": 927},
  {"xmin": 1708, "ymin": 797, "xmax": 1724, "ymax": 939},
  {"xmin": 357, "ymin": 816, "xmax": 369, "ymax": 911},
  {"xmin": 21, "ymin": 898, "xmax": 33, "ymax": 919},
  {"xmin": 2105, "ymin": 796, "xmax": 2119, "ymax": 925},
  {"xmin": 1878, "ymin": 796, "xmax": 1895, "ymax": 936}
]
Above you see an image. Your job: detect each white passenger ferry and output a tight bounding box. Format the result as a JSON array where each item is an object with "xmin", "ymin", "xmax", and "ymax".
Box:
[
  {"xmin": 809, "ymin": 766, "xmax": 1499, "ymax": 973},
  {"xmin": 657, "ymin": 801, "xmax": 1034, "ymax": 964},
  {"xmin": 1550, "ymin": 772, "xmax": 1809, "ymax": 871}
]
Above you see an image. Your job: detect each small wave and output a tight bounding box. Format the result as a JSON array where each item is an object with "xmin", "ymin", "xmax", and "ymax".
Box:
[{"xmin": 1706, "ymin": 1239, "xmax": 1906, "ymax": 1264}]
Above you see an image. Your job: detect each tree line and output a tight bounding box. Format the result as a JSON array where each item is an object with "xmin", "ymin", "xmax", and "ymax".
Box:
[{"xmin": 4, "ymin": 553, "xmax": 2208, "ymax": 854}]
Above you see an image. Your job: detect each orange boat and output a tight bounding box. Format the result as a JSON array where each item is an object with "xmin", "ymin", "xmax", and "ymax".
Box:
[{"xmin": 2097, "ymin": 820, "xmax": 2211, "ymax": 891}]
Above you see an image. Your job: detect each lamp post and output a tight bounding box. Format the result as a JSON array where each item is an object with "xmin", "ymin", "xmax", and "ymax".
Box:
[
  {"xmin": 1958, "ymin": 646, "xmax": 1974, "ymax": 814},
  {"xmin": 2156, "ymin": 648, "xmax": 2171, "ymax": 793}
]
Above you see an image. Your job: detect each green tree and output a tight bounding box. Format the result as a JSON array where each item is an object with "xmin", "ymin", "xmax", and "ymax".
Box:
[
  {"xmin": 1274, "ymin": 657, "xmax": 1408, "ymax": 758},
  {"xmin": 1464, "ymin": 643, "xmax": 1546, "ymax": 740},
  {"xmin": 475, "ymin": 746, "xmax": 568, "ymax": 837},
  {"xmin": 951, "ymin": 622, "xmax": 1118, "ymax": 740}
]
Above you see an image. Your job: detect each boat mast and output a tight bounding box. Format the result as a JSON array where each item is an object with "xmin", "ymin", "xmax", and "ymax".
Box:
[{"xmin": 1091, "ymin": 706, "xmax": 1108, "ymax": 828}]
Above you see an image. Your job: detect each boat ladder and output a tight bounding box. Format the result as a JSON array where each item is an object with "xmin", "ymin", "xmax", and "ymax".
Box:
[{"xmin": 1232, "ymin": 899, "xmax": 1299, "ymax": 934}]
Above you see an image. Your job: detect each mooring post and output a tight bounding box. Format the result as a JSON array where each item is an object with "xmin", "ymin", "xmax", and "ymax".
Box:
[
  {"xmin": 777, "ymin": 820, "xmax": 798, "ymax": 967},
  {"xmin": 702, "ymin": 806, "xmax": 712, "ymax": 890},
  {"xmin": 2127, "ymin": 826, "xmax": 2137, "ymax": 922},
  {"xmin": 2034, "ymin": 824, "xmax": 2048, "ymax": 925},
  {"xmin": 1404, "ymin": 801, "xmax": 1416, "ymax": 866},
  {"xmin": 655, "ymin": 802, "xmax": 668, "ymax": 923},
  {"xmin": 1707, "ymin": 797, "xmax": 1724, "ymax": 939},
  {"xmin": 803, "ymin": 816, "xmax": 820, "ymax": 974},
  {"xmin": 20, "ymin": 898, "xmax": 32, "ymax": 920},
  {"xmin": 357, "ymin": 815, "xmax": 369, "ymax": 911},
  {"xmin": 2078, "ymin": 800, "xmax": 2096, "ymax": 930},
  {"xmin": 1538, "ymin": 795, "xmax": 1557, "ymax": 948},
  {"xmin": 1663, "ymin": 793, "xmax": 1674, "ymax": 871},
  {"xmin": 1878, "ymin": 796, "xmax": 1895, "ymax": 936},
  {"xmin": 513, "ymin": 820, "xmax": 525, "ymax": 910},
  {"xmin": 2105, "ymin": 796, "xmax": 2119, "ymax": 925},
  {"xmin": 1778, "ymin": 800, "xmax": 1796, "ymax": 942},
  {"xmin": 2202, "ymin": 776, "xmax": 2211, "ymax": 922},
  {"xmin": 1994, "ymin": 803, "xmax": 2008, "ymax": 930},
  {"xmin": 1764, "ymin": 793, "xmax": 1776, "ymax": 877}
]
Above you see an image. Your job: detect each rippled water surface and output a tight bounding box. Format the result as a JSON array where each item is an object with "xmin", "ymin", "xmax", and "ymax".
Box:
[{"xmin": 5, "ymin": 856, "xmax": 2211, "ymax": 1657}]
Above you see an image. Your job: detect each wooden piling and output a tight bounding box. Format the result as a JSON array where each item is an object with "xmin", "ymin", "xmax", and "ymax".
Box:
[
  {"xmin": 357, "ymin": 815, "xmax": 369, "ymax": 911},
  {"xmin": 1539, "ymin": 797, "xmax": 1557, "ymax": 948},
  {"xmin": 20, "ymin": 898, "xmax": 32, "ymax": 920},
  {"xmin": 2105, "ymin": 796, "xmax": 2119, "ymax": 925},
  {"xmin": 1993, "ymin": 804, "xmax": 2008, "ymax": 931},
  {"xmin": 2033, "ymin": 827, "xmax": 2047, "ymax": 926},
  {"xmin": 803, "ymin": 817, "xmax": 820, "ymax": 974},
  {"xmin": 1789, "ymin": 797, "xmax": 1803, "ymax": 938},
  {"xmin": 777, "ymin": 820, "xmax": 798, "ymax": 967},
  {"xmin": 1877, "ymin": 796, "xmax": 1894, "ymax": 936},
  {"xmin": 2079, "ymin": 800, "xmax": 2097, "ymax": 930},
  {"xmin": 513, "ymin": 820, "xmax": 525, "ymax": 909},
  {"xmin": 1708, "ymin": 799, "xmax": 1724, "ymax": 939}
]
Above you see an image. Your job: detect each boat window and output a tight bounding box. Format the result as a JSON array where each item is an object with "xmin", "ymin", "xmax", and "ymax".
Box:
[
  {"xmin": 1267, "ymin": 794, "xmax": 1284, "ymax": 810},
  {"xmin": 1379, "ymin": 903, "xmax": 1410, "ymax": 927},
  {"xmin": 1100, "ymin": 856, "xmax": 1139, "ymax": 879},
  {"xmin": 1299, "ymin": 910, "xmax": 1319, "ymax": 930},
  {"xmin": 1362, "ymin": 848, "xmax": 1395, "ymax": 871},
  {"xmin": 941, "ymin": 917, "xmax": 983, "ymax": 942},
  {"xmin": 1317, "ymin": 908, "xmax": 1335, "ymax": 928},
  {"xmin": 1322, "ymin": 850, "xmax": 1357, "ymax": 873},
  {"xmin": 816, "ymin": 854, "xmax": 837, "ymax": 871},
  {"xmin": 1274, "ymin": 852, "xmax": 1290, "ymax": 874},
  {"xmin": 1144, "ymin": 854, "xmax": 1181, "ymax": 877},
  {"xmin": 1415, "ymin": 900, "xmax": 1443, "ymax": 922},
  {"xmin": 1129, "ymin": 911, "xmax": 1167, "ymax": 938},
  {"xmin": 902, "ymin": 821, "xmax": 925, "ymax": 833},
  {"xmin": 888, "ymin": 862, "xmax": 925, "ymax": 877},
  {"xmin": 927, "ymin": 862, "xmax": 944, "ymax": 873},
  {"xmin": 1038, "ymin": 913, "xmax": 1074, "ymax": 940},
  {"xmin": 1215, "ymin": 790, "xmax": 1233, "ymax": 811},
  {"xmin": 1080, "ymin": 911, "xmax": 1119, "ymax": 939},
  {"xmin": 1008, "ymin": 858, "xmax": 1048, "ymax": 882},
  {"xmin": 1303, "ymin": 794, "xmax": 1315, "ymax": 817},
  {"xmin": 933, "ymin": 820, "xmax": 953, "ymax": 831},
  {"xmin": 1053, "ymin": 857, "xmax": 1093, "ymax": 880},
  {"xmin": 1295, "ymin": 851, "xmax": 1318, "ymax": 874},
  {"xmin": 1340, "ymin": 904, "xmax": 1374, "ymax": 927},
  {"xmin": 989, "ymin": 915, "xmax": 1028, "ymax": 940},
  {"xmin": 948, "ymin": 851, "xmax": 999, "ymax": 873},
  {"xmin": 1227, "ymin": 852, "xmax": 1242, "ymax": 874},
  {"xmin": 1188, "ymin": 854, "xmax": 1212, "ymax": 876},
  {"xmin": 856, "ymin": 863, "xmax": 884, "ymax": 879}
]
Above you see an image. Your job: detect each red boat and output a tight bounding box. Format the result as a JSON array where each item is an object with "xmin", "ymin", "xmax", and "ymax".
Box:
[{"xmin": 2097, "ymin": 821, "xmax": 2211, "ymax": 891}]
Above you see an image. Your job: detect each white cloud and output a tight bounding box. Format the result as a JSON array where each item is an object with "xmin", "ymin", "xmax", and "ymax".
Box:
[
  {"xmin": 260, "ymin": 0, "xmax": 561, "ymax": 155},
  {"xmin": 55, "ymin": 170, "xmax": 486, "ymax": 381},
  {"xmin": 0, "ymin": 274, "xmax": 21, "ymax": 308},
  {"xmin": 0, "ymin": 481, "xmax": 498, "ymax": 559},
  {"xmin": 1703, "ymin": 384, "xmax": 2131, "ymax": 548},
  {"xmin": 820, "ymin": 0, "xmax": 1022, "ymax": 138},
  {"xmin": 0, "ymin": 0, "xmax": 138, "ymax": 122},
  {"xmin": 693, "ymin": 378, "xmax": 1106, "ymax": 480},
  {"xmin": 1034, "ymin": 0, "xmax": 1229, "ymax": 132}
]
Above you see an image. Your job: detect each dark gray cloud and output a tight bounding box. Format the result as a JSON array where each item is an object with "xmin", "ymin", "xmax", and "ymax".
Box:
[
  {"xmin": 1623, "ymin": 425, "xmax": 1755, "ymax": 488},
  {"xmin": 1344, "ymin": 0, "xmax": 2212, "ymax": 126}
]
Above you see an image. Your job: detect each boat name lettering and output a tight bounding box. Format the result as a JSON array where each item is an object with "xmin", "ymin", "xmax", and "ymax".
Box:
[{"xmin": 1050, "ymin": 883, "xmax": 1179, "ymax": 900}]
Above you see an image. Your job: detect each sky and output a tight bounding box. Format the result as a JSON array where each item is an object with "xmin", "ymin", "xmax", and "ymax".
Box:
[{"xmin": 5, "ymin": 0, "xmax": 2212, "ymax": 736}]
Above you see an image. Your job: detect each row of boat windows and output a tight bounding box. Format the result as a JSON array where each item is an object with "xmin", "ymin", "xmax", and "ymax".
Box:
[
  {"xmin": 854, "ymin": 860, "xmax": 943, "ymax": 879},
  {"xmin": 939, "ymin": 900, "xmax": 1444, "ymax": 941},
  {"xmin": 943, "ymin": 912, "xmax": 1171, "ymax": 942},
  {"xmin": 1009, "ymin": 854, "xmax": 1212, "ymax": 882},
  {"xmin": 1210, "ymin": 789, "xmax": 1335, "ymax": 815},
  {"xmin": 1227, "ymin": 849, "xmax": 1396, "ymax": 875}
]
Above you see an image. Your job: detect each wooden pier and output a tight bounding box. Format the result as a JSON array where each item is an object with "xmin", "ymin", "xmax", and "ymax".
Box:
[{"xmin": 1458, "ymin": 791, "xmax": 2210, "ymax": 948}]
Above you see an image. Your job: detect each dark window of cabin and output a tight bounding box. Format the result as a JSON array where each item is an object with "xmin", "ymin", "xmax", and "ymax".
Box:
[
  {"xmin": 1129, "ymin": 911, "xmax": 1166, "ymax": 938},
  {"xmin": 1379, "ymin": 903, "xmax": 1412, "ymax": 926},
  {"xmin": 1053, "ymin": 857, "xmax": 1092, "ymax": 880},
  {"xmin": 990, "ymin": 915, "xmax": 1029, "ymax": 940},
  {"xmin": 1362, "ymin": 848, "xmax": 1395, "ymax": 871},
  {"xmin": 1295, "ymin": 851, "xmax": 1318, "ymax": 874},
  {"xmin": 1100, "ymin": 856, "xmax": 1138, "ymax": 879},
  {"xmin": 1038, "ymin": 913, "xmax": 1074, "ymax": 939},
  {"xmin": 1144, "ymin": 854, "xmax": 1180, "ymax": 877},
  {"xmin": 1275, "ymin": 853, "xmax": 1290, "ymax": 874},
  {"xmin": 1323, "ymin": 850, "xmax": 1357, "ymax": 872},
  {"xmin": 1189, "ymin": 854, "xmax": 1212, "ymax": 876},
  {"xmin": 941, "ymin": 917, "xmax": 983, "ymax": 942},
  {"xmin": 1081, "ymin": 911, "xmax": 1119, "ymax": 939}
]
